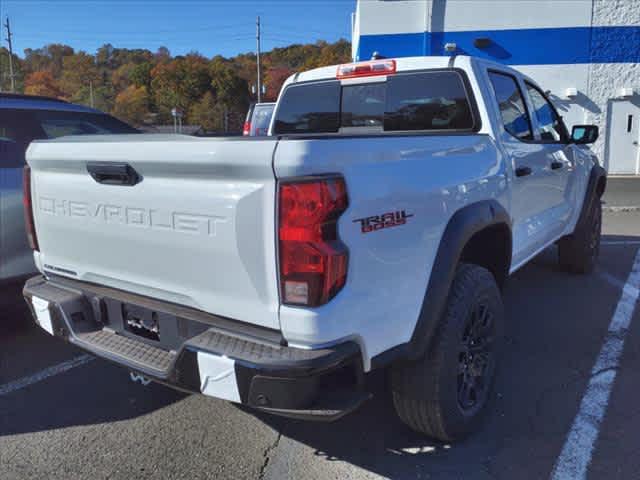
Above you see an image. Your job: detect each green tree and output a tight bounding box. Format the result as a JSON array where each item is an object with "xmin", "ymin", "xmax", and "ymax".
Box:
[
  {"xmin": 0, "ymin": 47, "xmax": 24, "ymax": 92},
  {"xmin": 130, "ymin": 62, "xmax": 153, "ymax": 89},
  {"xmin": 189, "ymin": 91, "xmax": 225, "ymax": 131},
  {"xmin": 209, "ymin": 57, "xmax": 249, "ymax": 108},
  {"xmin": 150, "ymin": 54, "xmax": 211, "ymax": 122}
]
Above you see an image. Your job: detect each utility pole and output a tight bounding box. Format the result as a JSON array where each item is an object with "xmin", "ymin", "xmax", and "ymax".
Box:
[
  {"xmin": 4, "ymin": 16, "xmax": 16, "ymax": 93},
  {"xmin": 89, "ymin": 80, "xmax": 95, "ymax": 107},
  {"xmin": 256, "ymin": 15, "xmax": 262, "ymax": 103}
]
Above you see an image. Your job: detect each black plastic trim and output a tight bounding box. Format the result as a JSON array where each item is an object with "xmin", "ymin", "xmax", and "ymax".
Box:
[
  {"xmin": 23, "ymin": 275, "xmax": 367, "ymax": 419},
  {"xmin": 575, "ymin": 165, "xmax": 607, "ymax": 234},
  {"xmin": 86, "ymin": 162, "xmax": 142, "ymax": 186},
  {"xmin": 47, "ymin": 274, "xmax": 285, "ymax": 346}
]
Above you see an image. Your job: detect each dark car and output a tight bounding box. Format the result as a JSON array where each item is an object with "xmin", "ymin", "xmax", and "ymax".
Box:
[{"xmin": 0, "ymin": 93, "xmax": 138, "ymax": 284}]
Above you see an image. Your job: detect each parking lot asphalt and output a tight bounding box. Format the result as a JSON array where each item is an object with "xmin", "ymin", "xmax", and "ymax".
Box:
[{"xmin": 1, "ymin": 211, "xmax": 639, "ymax": 480}]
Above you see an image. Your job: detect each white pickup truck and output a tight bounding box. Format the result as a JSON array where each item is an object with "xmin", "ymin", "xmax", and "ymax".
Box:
[{"xmin": 23, "ymin": 56, "xmax": 605, "ymax": 441}]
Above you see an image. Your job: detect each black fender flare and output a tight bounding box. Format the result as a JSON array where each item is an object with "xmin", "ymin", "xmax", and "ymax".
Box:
[
  {"xmin": 371, "ymin": 199, "xmax": 511, "ymax": 368},
  {"xmin": 573, "ymin": 165, "xmax": 606, "ymax": 235}
]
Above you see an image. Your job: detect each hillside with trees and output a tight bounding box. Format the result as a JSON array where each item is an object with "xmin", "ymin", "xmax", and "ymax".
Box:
[{"xmin": 0, "ymin": 39, "xmax": 351, "ymax": 131}]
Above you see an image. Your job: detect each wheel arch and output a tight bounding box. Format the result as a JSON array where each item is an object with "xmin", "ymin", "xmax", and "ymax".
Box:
[{"xmin": 371, "ymin": 199, "xmax": 512, "ymax": 368}]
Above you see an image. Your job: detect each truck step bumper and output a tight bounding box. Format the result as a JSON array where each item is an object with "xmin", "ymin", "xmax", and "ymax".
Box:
[{"xmin": 23, "ymin": 275, "xmax": 368, "ymax": 420}]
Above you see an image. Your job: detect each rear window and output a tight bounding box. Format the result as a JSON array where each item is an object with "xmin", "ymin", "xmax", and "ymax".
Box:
[
  {"xmin": 34, "ymin": 111, "xmax": 138, "ymax": 138},
  {"xmin": 273, "ymin": 70, "xmax": 477, "ymax": 135},
  {"xmin": 251, "ymin": 104, "xmax": 275, "ymax": 136},
  {"xmin": 273, "ymin": 82, "xmax": 340, "ymax": 134}
]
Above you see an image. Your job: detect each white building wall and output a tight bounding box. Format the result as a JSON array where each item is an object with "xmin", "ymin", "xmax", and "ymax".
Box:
[
  {"xmin": 353, "ymin": 0, "xmax": 640, "ymax": 174},
  {"xmin": 587, "ymin": 0, "xmax": 640, "ymax": 164},
  {"xmin": 434, "ymin": 0, "xmax": 592, "ymax": 31}
]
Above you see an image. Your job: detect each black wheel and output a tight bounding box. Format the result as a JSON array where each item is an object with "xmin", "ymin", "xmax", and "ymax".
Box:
[
  {"xmin": 391, "ymin": 263, "xmax": 504, "ymax": 441},
  {"xmin": 558, "ymin": 200, "xmax": 602, "ymax": 274}
]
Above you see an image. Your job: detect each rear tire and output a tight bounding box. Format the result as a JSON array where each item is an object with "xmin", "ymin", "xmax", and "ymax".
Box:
[
  {"xmin": 558, "ymin": 200, "xmax": 602, "ymax": 274},
  {"xmin": 391, "ymin": 263, "xmax": 504, "ymax": 441}
]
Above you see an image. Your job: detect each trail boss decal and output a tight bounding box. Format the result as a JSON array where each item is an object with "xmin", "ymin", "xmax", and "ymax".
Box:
[{"xmin": 353, "ymin": 210, "xmax": 414, "ymax": 234}]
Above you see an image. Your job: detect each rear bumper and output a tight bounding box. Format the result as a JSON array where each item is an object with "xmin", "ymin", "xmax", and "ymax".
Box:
[{"xmin": 23, "ymin": 275, "xmax": 369, "ymax": 420}]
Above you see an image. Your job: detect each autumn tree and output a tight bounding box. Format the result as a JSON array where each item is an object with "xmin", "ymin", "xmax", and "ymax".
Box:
[
  {"xmin": 60, "ymin": 52, "xmax": 102, "ymax": 100},
  {"xmin": 113, "ymin": 85, "xmax": 150, "ymax": 126},
  {"xmin": 24, "ymin": 70, "xmax": 64, "ymax": 98},
  {"xmin": 263, "ymin": 66, "xmax": 293, "ymax": 102},
  {"xmin": 150, "ymin": 54, "xmax": 211, "ymax": 122},
  {"xmin": 23, "ymin": 44, "xmax": 74, "ymax": 77},
  {"xmin": 12, "ymin": 38, "xmax": 350, "ymax": 130}
]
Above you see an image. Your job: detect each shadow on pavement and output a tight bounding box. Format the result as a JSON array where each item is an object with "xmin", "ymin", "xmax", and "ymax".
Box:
[
  {"xmin": 0, "ymin": 281, "xmax": 31, "ymax": 334},
  {"xmin": 0, "ymin": 234, "xmax": 637, "ymax": 479},
  {"xmin": 0, "ymin": 282, "xmax": 187, "ymax": 437},
  {"xmin": 244, "ymin": 235, "xmax": 639, "ymax": 479},
  {"xmin": 0, "ymin": 358, "xmax": 188, "ymax": 437}
]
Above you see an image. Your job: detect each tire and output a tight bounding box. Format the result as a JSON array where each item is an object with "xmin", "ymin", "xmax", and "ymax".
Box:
[
  {"xmin": 391, "ymin": 263, "xmax": 504, "ymax": 441},
  {"xmin": 558, "ymin": 200, "xmax": 602, "ymax": 274}
]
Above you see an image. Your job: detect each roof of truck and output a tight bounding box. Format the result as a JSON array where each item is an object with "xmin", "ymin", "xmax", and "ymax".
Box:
[
  {"xmin": 0, "ymin": 93, "xmax": 102, "ymax": 113},
  {"xmin": 285, "ymin": 55, "xmax": 525, "ymax": 86}
]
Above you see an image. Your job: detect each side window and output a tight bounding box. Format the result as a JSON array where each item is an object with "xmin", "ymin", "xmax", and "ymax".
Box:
[
  {"xmin": 525, "ymin": 83, "xmax": 568, "ymax": 143},
  {"xmin": 385, "ymin": 71, "xmax": 475, "ymax": 131},
  {"xmin": 488, "ymin": 72, "xmax": 533, "ymax": 141},
  {"xmin": 0, "ymin": 139, "xmax": 25, "ymax": 167},
  {"xmin": 0, "ymin": 110, "xmax": 44, "ymax": 167}
]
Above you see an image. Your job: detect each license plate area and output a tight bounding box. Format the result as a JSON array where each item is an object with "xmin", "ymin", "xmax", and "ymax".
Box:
[
  {"xmin": 123, "ymin": 304, "xmax": 160, "ymax": 341},
  {"xmin": 97, "ymin": 297, "xmax": 209, "ymax": 351}
]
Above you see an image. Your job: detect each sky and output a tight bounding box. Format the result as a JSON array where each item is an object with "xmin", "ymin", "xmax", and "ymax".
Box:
[{"xmin": 0, "ymin": 0, "xmax": 356, "ymax": 58}]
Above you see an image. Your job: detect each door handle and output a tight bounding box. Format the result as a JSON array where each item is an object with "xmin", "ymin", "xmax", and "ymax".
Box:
[
  {"xmin": 86, "ymin": 162, "xmax": 141, "ymax": 186},
  {"xmin": 515, "ymin": 166, "xmax": 532, "ymax": 177},
  {"xmin": 550, "ymin": 161, "xmax": 564, "ymax": 170}
]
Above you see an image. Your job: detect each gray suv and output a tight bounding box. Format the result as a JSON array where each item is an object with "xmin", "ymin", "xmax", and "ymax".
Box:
[{"xmin": 0, "ymin": 94, "xmax": 137, "ymax": 284}]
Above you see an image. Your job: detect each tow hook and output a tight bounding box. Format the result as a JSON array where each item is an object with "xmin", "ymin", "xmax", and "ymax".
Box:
[{"xmin": 130, "ymin": 371, "xmax": 152, "ymax": 386}]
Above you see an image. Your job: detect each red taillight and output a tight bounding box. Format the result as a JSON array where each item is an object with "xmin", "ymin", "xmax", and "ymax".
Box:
[
  {"xmin": 278, "ymin": 177, "xmax": 348, "ymax": 306},
  {"xmin": 22, "ymin": 166, "xmax": 39, "ymax": 251},
  {"xmin": 336, "ymin": 59, "xmax": 396, "ymax": 79},
  {"xmin": 243, "ymin": 121, "xmax": 251, "ymax": 136}
]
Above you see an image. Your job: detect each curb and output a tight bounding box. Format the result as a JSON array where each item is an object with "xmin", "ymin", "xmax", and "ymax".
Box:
[{"xmin": 603, "ymin": 205, "xmax": 640, "ymax": 213}]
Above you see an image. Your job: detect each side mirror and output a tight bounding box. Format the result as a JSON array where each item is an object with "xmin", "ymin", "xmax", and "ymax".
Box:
[{"xmin": 571, "ymin": 125, "xmax": 598, "ymax": 145}]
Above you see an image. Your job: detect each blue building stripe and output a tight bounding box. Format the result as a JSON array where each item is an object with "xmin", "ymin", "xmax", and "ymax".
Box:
[{"xmin": 356, "ymin": 26, "xmax": 640, "ymax": 65}]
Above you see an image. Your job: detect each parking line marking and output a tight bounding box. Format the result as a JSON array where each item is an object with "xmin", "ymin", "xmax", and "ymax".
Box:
[
  {"xmin": 0, "ymin": 354, "xmax": 94, "ymax": 397},
  {"xmin": 551, "ymin": 249, "xmax": 640, "ymax": 480},
  {"xmin": 598, "ymin": 271, "xmax": 640, "ymax": 299}
]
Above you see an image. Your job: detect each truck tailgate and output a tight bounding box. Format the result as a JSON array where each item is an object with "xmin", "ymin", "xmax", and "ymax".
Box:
[{"xmin": 27, "ymin": 135, "xmax": 280, "ymax": 330}]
